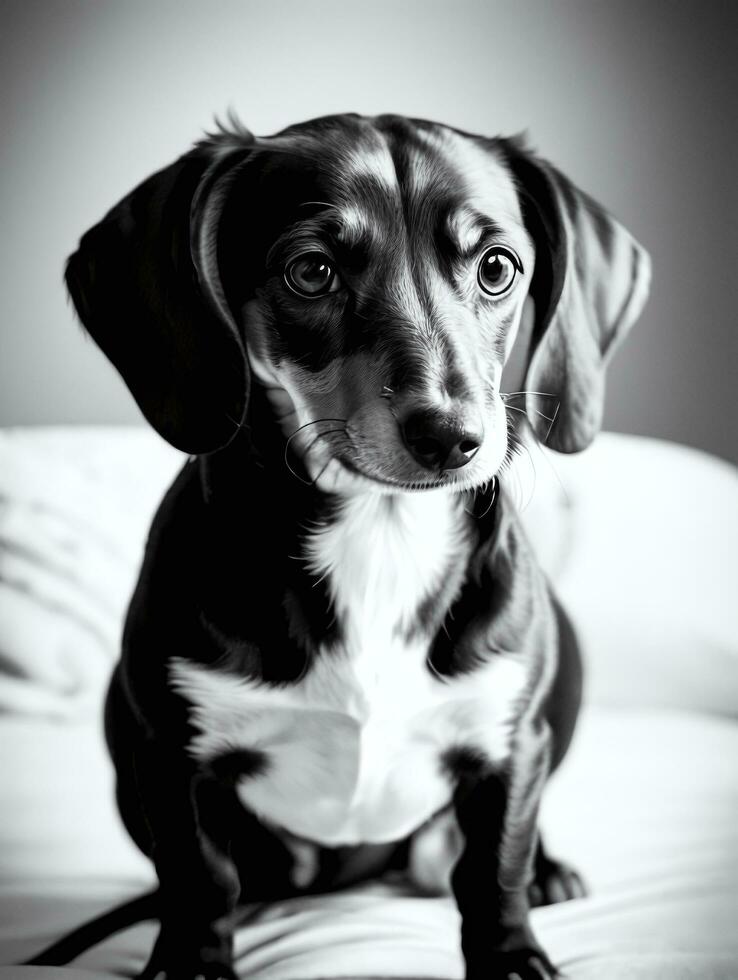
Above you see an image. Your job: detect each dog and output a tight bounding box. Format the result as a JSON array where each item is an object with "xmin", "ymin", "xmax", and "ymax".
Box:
[{"xmin": 27, "ymin": 113, "xmax": 650, "ymax": 980}]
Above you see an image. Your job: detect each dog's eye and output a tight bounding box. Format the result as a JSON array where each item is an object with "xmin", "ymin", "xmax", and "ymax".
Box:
[
  {"xmin": 477, "ymin": 247, "xmax": 522, "ymax": 297},
  {"xmin": 284, "ymin": 252, "xmax": 339, "ymax": 298}
]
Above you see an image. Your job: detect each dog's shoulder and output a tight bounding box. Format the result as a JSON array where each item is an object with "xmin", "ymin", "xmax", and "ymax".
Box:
[{"xmin": 426, "ymin": 485, "xmax": 557, "ymax": 679}]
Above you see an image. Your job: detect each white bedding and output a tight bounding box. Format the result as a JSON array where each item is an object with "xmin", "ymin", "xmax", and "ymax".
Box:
[{"xmin": 1, "ymin": 427, "xmax": 737, "ymax": 978}]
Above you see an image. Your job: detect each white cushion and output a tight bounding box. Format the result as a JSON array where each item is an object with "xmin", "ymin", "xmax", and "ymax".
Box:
[
  {"xmin": 1, "ymin": 426, "xmax": 736, "ymax": 978},
  {"xmin": 515, "ymin": 431, "xmax": 738, "ymax": 715},
  {"xmin": 0, "ymin": 427, "xmax": 183, "ymax": 718}
]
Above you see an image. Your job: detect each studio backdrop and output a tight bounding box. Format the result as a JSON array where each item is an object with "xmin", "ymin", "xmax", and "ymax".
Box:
[{"xmin": 1, "ymin": 0, "xmax": 735, "ymax": 463}]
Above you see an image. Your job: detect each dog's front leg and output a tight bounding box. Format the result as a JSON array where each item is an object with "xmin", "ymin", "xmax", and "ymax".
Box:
[
  {"xmin": 452, "ymin": 723, "xmax": 557, "ymax": 980},
  {"xmin": 134, "ymin": 745, "xmax": 240, "ymax": 980}
]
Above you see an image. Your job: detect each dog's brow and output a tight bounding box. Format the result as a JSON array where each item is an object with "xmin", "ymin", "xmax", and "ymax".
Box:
[
  {"xmin": 445, "ymin": 208, "xmax": 506, "ymax": 259},
  {"xmin": 333, "ymin": 205, "xmax": 376, "ymax": 249},
  {"xmin": 266, "ymin": 208, "xmax": 376, "ymax": 267}
]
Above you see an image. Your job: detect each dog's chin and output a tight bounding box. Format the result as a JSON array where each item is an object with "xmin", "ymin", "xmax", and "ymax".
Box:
[{"xmin": 308, "ymin": 454, "xmax": 499, "ymax": 497}]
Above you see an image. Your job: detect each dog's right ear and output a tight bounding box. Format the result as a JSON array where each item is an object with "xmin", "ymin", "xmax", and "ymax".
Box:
[
  {"xmin": 66, "ymin": 135, "xmax": 254, "ymax": 454},
  {"xmin": 499, "ymin": 138, "xmax": 651, "ymax": 454}
]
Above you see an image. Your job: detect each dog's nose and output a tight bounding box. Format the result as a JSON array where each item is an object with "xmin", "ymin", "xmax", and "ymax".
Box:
[{"xmin": 401, "ymin": 412, "xmax": 482, "ymax": 470}]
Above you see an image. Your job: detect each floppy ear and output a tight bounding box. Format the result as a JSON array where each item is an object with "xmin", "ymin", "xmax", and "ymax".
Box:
[
  {"xmin": 501, "ymin": 140, "xmax": 651, "ymax": 453},
  {"xmin": 66, "ymin": 136, "xmax": 254, "ymax": 454}
]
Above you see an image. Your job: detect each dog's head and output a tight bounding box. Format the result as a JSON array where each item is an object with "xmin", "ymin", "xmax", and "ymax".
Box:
[{"xmin": 66, "ymin": 113, "xmax": 650, "ymax": 493}]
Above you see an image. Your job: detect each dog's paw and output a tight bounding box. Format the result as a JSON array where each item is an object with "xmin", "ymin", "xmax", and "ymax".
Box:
[
  {"xmin": 139, "ymin": 945, "xmax": 238, "ymax": 980},
  {"xmin": 143, "ymin": 965, "xmax": 238, "ymax": 980},
  {"xmin": 529, "ymin": 854, "xmax": 587, "ymax": 908},
  {"xmin": 492, "ymin": 948, "xmax": 560, "ymax": 979}
]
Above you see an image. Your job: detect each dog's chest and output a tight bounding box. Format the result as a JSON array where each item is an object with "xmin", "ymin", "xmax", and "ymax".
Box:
[{"xmin": 171, "ymin": 494, "xmax": 526, "ymax": 846}]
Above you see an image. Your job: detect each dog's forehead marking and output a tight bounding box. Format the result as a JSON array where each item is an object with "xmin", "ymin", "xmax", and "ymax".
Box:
[
  {"xmin": 339, "ymin": 132, "xmax": 400, "ymax": 191},
  {"xmin": 446, "ymin": 206, "xmax": 493, "ymax": 254},
  {"xmin": 333, "ymin": 203, "xmax": 377, "ymax": 247},
  {"xmin": 294, "ymin": 123, "xmax": 401, "ymax": 208},
  {"xmin": 395, "ymin": 132, "xmax": 445, "ymax": 198},
  {"xmin": 429, "ymin": 127, "xmax": 523, "ymax": 227}
]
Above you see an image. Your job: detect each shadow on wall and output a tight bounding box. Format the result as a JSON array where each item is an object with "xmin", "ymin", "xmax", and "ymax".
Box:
[{"xmin": 0, "ymin": 0, "xmax": 735, "ymax": 464}]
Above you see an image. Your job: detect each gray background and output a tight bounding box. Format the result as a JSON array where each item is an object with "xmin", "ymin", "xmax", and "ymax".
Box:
[{"xmin": 2, "ymin": 0, "xmax": 736, "ymax": 463}]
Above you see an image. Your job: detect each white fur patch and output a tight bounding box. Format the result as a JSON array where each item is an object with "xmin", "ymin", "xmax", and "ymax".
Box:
[
  {"xmin": 335, "ymin": 204, "xmax": 374, "ymax": 246},
  {"xmin": 304, "ymin": 491, "xmax": 467, "ymax": 644},
  {"xmin": 342, "ymin": 141, "xmax": 398, "ymax": 191},
  {"xmin": 170, "ymin": 492, "xmax": 527, "ymax": 848},
  {"xmin": 446, "ymin": 206, "xmax": 488, "ymax": 254},
  {"xmin": 438, "ymin": 130, "xmax": 524, "ymax": 226}
]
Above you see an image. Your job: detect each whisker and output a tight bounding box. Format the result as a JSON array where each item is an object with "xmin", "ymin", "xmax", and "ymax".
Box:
[
  {"xmin": 282, "ymin": 417, "xmax": 349, "ymax": 486},
  {"xmin": 283, "ymin": 451, "xmax": 313, "ymax": 486},
  {"xmin": 504, "ymin": 403, "xmax": 555, "ymax": 425},
  {"xmin": 497, "ymin": 411, "xmax": 536, "ymax": 511},
  {"xmin": 505, "ymin": 408, "xmax": 572, "ymax": 509},
  {"xmin": 304, "ymin": 428, "xmax": 348, "ymax": 457},
  {"xmin": 285, "ymin": 417, "xmax": 347, "ymax": 449},
  {"xmin": 284, "ymin": 419, "xmax": 346, "ymax": 473},
  {"xmin": 310, "ymin": 457, "xmax": 334, "ymax": 490},
  {"xmin": 501, "ymin": 390, "xmax": 558, "ymax": 400},
  {"xmin": 543, "ymin": 401, "xmax": 560, "ymax": 445},
  {"xmin": 475, "ymin": 479, "xmax": 498, "ymax": 520},
  {"xmin": 299, "ymin": 200, "xmax": 338, "ymax": 209},
  {"xmin": 510, "ymin": 441, "xmax": 537, "ymax": 511}
]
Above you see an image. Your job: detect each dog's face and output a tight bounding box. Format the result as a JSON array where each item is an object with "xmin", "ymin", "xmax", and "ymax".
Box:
[
  {"xmin": 65, "ymin": 113, "xmax": 651, "ymax": 474},
  {"xmin": 233, "ymin": 116, "xmax": 534, "ymax": 493}
]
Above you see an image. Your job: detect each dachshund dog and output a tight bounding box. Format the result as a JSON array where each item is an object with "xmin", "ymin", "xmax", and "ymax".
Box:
[{"xmin": 28, "ymin": 113, "xmax": 650, "ymax": 980}]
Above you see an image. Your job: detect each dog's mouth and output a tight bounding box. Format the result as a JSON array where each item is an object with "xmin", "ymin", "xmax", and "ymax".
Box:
[
  {"xmin": 279, "ymin": 414, "xmax": 506, "ymax": 497},
  {"xmin": 337, "ymin": 457, "xmax": 450, "ymax": 493},
  {"xmin": 326, "ymin": 452, "xmax": 501, "ymax": 497},
  {"xmin": 279, "ymin": 418, "xmax": 461, "ymax": 494}
]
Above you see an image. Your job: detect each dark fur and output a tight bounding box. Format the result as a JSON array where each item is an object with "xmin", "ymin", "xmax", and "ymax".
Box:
[{"xmin": 26, "ymin": 113, "xmax": 650, "ymax": 980}]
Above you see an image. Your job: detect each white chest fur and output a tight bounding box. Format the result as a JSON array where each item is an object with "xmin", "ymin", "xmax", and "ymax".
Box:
[
  {"xmin": 170, "ymin": 491, "xmax": 527, "ymax": 847},
  {"xmin": 304, "ymin": 491, "xmax": 467, "ymax": 651}
]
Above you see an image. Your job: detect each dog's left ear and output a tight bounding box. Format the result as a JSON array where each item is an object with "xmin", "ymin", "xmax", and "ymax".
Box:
[
  {"xmin": 66, "ymin": 136, "xmax": 254, "ymax": 454},
  {"xmin": 500, "ymin": 140, "xmax": 652, "ymax": 453}
]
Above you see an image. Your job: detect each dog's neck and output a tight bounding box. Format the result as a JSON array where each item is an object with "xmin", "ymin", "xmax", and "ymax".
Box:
[
  {"xmin": 261, "ymin": 382, "xmax": 473, "ymax": 649},
  {"xmin": 304, "ymin": 489, "xmax": 471, "ymax": 659},
  {"xmin": 199, "ymin": 382, "xmax": 496, "ymax": 663}
]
